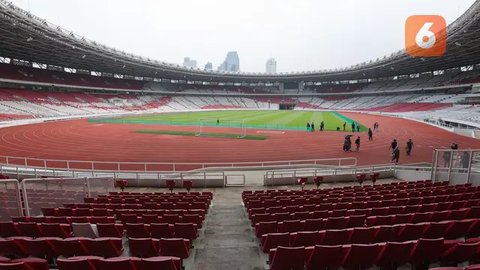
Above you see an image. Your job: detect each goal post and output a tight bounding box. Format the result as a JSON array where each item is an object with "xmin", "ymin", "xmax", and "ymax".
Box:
[{"xmin": 195, "ymin": 118, "xmax": 247, "ymax": 138}]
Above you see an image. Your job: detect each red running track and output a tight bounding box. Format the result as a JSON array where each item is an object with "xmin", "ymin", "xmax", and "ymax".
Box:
[{"xmin": 0, "ymin": 112, "xmax": 479, "ymax": 171}]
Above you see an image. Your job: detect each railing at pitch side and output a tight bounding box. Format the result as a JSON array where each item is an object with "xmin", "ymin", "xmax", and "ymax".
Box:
[
  {"xmin": 263, "ymin": 164, "xmax": 433, "ymax": 184},
  {"xmin": 0, "ymin": 155, "xmax": 357, "ymax": 173}
]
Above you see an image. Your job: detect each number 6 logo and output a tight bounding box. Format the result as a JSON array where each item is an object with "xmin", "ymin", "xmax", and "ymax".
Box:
[{"xmin": 406, "ymin": 15, "xmax": 447, "ymax": 57}]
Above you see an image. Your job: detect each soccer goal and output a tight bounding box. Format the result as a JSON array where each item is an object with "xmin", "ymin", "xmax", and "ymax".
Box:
[{"xmin": 195, "ymin": 118, "xmax": 247, "ymax": 138}]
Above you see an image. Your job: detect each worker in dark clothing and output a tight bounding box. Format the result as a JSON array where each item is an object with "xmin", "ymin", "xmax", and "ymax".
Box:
[
  {"xmin": 311, "ymin": 122, "xmax": 315, "ymax": 132},
  {"xmin": 355, "ymin": 136, "xmax": 361, "ymax": 152},
  {"xmin": 320, "ymin": 121, "xmax": 324, "ymax": 131},
  {"xmin": 392, "ymin": 147, "xmax": 400, "ymax": 164},
  {"xmin": 351, "ymin": 122, "xmax": 356, "ymax": 132},
  {"xmin": 368, "ymin": 128, "xmax": 373, "ymax": 141},
  {"xmin": 389, "ymin": 139, "xmax": 398, "ymax": 153},
  {"xmin": 356, "ymin": 125, "xmax": 360, "ymax": 132},
  {"xmin": 306, "ymin": 122, "xmax": 310, "ymax": 131},
  {"xmin": 343, "ymin": 122, "xmax": 346, "ymax": 131},
  {"xmin": 406, "ymin": 139, "xmax": 413, "ymax": 156}
]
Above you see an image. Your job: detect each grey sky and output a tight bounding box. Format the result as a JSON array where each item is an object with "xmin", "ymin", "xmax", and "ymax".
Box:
[{"xmin": 11, "ymin": 0, "xmax": 476, "ymax": 73}]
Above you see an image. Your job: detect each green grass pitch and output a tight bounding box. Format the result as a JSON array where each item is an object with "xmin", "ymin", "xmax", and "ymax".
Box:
[{"xmin": 90, "ymin": 110, "xmax": 368, "ymax": 132}]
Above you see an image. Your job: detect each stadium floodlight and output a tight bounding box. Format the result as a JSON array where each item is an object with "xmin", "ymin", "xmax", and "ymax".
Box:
[{"xmin": 26, "ymin": 37, "xmax": 33, "ymax": 42}]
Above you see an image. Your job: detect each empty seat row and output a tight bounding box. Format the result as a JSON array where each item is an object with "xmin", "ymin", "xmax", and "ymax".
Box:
[
  {"xmin": 260, "ymin": 219, "xmax": 480, "ymax": 252},
  {"xmin": 0, "ymin": 222, "xmax": 72, "ymax": 238},
  {"xmin": 248, "ymin": 201, "xmax": 480, "ymax": 221},
  {"xmin": 0, "ymin": 257, "xmax": 49, "ymax": 270},
  {"xmin": 12, "ymin": 216, "xmax": 116, "ymax": 224},
  {"xmin": 57, "ymin": 256, "xmax": 181, "ymax": 270},
  {"xmin": 268, "ymin": 238, "xmax": 479, "ymax": 270},
  {"xmin": 125, "ymin": 223, "xmax": 198, "ymax": 241},
  {"xmin": 246, "ymin": 193, "xmax": 480, "ymax": 211},
  {"xmin": 0, "ymin": 236, "xmax": 191, "ymax": 260},
  {"xmin": 250, "ymin": 206, "xmax": 477, "ymax": 226}
]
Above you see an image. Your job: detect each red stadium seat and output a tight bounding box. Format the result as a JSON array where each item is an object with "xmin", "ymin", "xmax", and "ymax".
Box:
[
  {"xmin": 270, "ymin": 246, "xmax": 305, "ymax": 270},
  {"xmin": 128, "ymin": 238, "xmax": 160, "ymax": 258},
  {"xmin": 159, "ymin": 238, "xmax": 190, "ymax": 259}
]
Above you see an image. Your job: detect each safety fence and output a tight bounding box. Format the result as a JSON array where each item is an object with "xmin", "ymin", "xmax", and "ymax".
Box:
[
  {"xmin": 431, "ymin": 149, "xmax": 480, "ymax": 185},
  {"xmin": 0, "ymin": 155, "xmax": 357, "ymax": 173}
]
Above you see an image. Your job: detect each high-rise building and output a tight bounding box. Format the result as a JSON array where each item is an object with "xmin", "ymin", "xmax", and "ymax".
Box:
[
  {"xmin": 218, "ymin": 51, "xmax": 239, "ymax": 72},
  {"xmin": 204, "ymin": 62, "xmax": 213, "ymax": 71},
  {"xmin": 183, "ymin": 57, "xmax": 197, "ymax": 68},
  {"xmin": 266, "ymin": 58, "xmax": 277, "ymax": 73}
]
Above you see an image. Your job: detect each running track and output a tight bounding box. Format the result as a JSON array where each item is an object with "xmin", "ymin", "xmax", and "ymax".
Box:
[{"xmin": 0, "ymin": 112, "xmax": 479, "ymax": 171}]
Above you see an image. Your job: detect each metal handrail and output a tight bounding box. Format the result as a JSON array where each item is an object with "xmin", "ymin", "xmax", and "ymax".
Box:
[{"xmin": 0, "ymin": 155, "xmax": 357, "ymax": 173}]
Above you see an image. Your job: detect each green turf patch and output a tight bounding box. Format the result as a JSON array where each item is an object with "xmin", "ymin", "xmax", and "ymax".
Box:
[
  {"xmin": 136, "ymin": 129, "xmax": 268, "ymax": 140},
  {"xmin": 90, "ymin": 110, "xmax": 368, "ymax": 132}
]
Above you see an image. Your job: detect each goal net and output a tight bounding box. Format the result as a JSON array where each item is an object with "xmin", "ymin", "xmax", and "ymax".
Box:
[{"xmin": 195, "ymin": 118, "xmax": 247, "ymax": 138}]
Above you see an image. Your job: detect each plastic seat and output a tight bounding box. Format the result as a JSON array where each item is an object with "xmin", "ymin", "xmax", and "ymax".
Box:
[
  {"xmin": 0, "ymin": 238, "xmax": 29, "ymax": 258},
  {"xmin": 97, "ymin": 257, "xmax": 140, "ymax": 270},
  {"xmin": 128, "ymin": 238, "xmax": 160, "ymax": 258},
  {"xmin": 440, "ymin": 241, "xmax": 480, "ymax": 264},
  {"xmin": 97, "ymin": 223, "xmax": 123, "ymax": 238},
  {"xmin": 159, "ymin": 238, "xmax": 190, "ymax": 259},
  {"xmin": 82, "ymin": 237, "xmax": 123, "ymax": 258},
  {"xmin": 0, "ymin": 222, "xmax": 19, "ymax": 238},
  {"xmin": 290, "ymin": 231, "xmax": 319, "ymax": 247},
  {"xmin": 343, "ymin": 244, "xmax": 381, "ymax": 270},
  {"xmin": 41, "ymin": 223, "xmax": 71, "ymax": 238},
  {"xmin": 347, "ymin": 215, "xmax": 366, "ymax": 228},
  {"xmin": 125, "ymin": 223, "xmax": 150, "ymax": 238},
  {"xmin": 25, "ymin": 237, "xmax": 62, "ymax": 260},
  {"xmin": 16, "ymin": 223, "xmax": 43, "ymax": 238},
  {"xmin": 0, "ymin": 262, "xmax": 25, "ymax": 270},
  {"xmin": 322, "ymin": 229, "xmax": 351, "ymax": 245},
  {"xmin": 262, "ymin": 233, "xmax": 290, "ymax": 253},
  {"xmin": 173, "ymin": 223, "xmax": 197, "ymax": 241},
  {"xmin": 303, "ymin": 218, "xmax": 324, "ymax": 231},
  {"xmin": 9, "ymin": 258, "xmax": 49, "ymax": 270},
  {"xmin": 57, "ymin": 256, "xmax": 103, "ymax": 270},
  {"xmin": 349, "ymin": 227, "xmax": 374, "ymax": 244},
  {"xmin": 255, "ymin": 221, "xmax": 277, "ymax": 238},
  {"xmin": 138, "ymin": 256, "xmax": 181, "ymax": 270},
  {"xmin": 395, "ymin": 223, "xmax": 428, "ymax": 241},
  {"xmin": 60, "ymin": 237, "xmax": 89, "ymax": 257},
  {"xmin": 306, "ymin": 245, "xmax": 348, "ymax": 270},
  {"xmin": 424, "ymin": 221, "xmax": 451, "ymax": 239},
  {"xmin": 446, "ymin": 220, "xmax": 475, "ymax": 239},
  {"xmin": 270, "ymin": 246, "xmax": 305, "ymax": 270},
  {"xmin": 376, "ymin": 241, "xmax": 415, "ymax": 269},
  {"xmin": 410, "ymin": 238, "xmax": 445, "ymax": 265},
  {"xmin": 150, "ymin": 223, "xmax": 174, "ymax": 239},
  {"xmin": 72, "ymin": 223, "xmax": 98, "ymax": 238},
  {"xmin": 325, "ymin": 217, "xmax": 348, "ymax": 229},
  {"xmin": 279, "ymin": 220, "xmax": 303, "ymax": 233}
]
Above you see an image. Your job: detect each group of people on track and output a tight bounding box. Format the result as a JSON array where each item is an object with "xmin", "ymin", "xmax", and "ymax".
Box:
[{"xmin": 338, "ymin": 121, "xmax": 416, "ymax": 164}]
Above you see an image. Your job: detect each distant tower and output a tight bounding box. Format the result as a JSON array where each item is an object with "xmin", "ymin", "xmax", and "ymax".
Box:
[
  {"xmin": 266, "ymin": 58, "xmax": 277, "ymax": 73},
  {"xmin": 183, "ymin": 57, "xmax": 197, "ymax": 68},
  {"xmin": 218, "ymin": 51, "xmax": 240, "ymax": 72},
  {"xmin": 204, "ymin": 62, "xmax": 213, "ymax": 71}
]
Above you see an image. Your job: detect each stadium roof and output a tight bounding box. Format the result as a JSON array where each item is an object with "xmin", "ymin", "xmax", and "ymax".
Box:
[{"xmin": 0, "ymin": 0, "xmax": 479, "ymax": 83}]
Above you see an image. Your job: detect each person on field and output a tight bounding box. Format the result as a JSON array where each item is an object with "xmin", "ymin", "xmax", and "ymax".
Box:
[
  {"xmin": 389, "ymin": 139, "xmax": 398, "ymax": 154},
  {"xmin": 356, "ymin": 125, "xmax": 360, "ymax": 132},
  {"xmin": 351, "ymin": 122, "xmax": 356, "ymax": 132},
  {"xmin": 392, "ymin": 146, "xmax": 400, "ymax": 164},
  {"xmin": 311, "ymin": 122, "xmax": 315, "ymax": 132},
  {"xmin": 368, "ymin": 128, "xmax": 373, "ymax": 141},
  {"xmin": 406, "ymin": 139, "xmax": 413, "ymax": 156},
  {"xmin": 320, "ymin": 121, "xmax": 324, "ymax": 131},
  {"xmin": 217, "ymin": 118, "xmax": 219, "ymax": 125},
  {"xmin": 343, "ymin": 122, "xmax": 346, "ymax": 131},
  {"xmin": 306, "ymin": 122, "xmax": 310, "ymax": 131},
  {"xmin": 355, "ymin": 136, "xmax": 360, "ymax": 152}
]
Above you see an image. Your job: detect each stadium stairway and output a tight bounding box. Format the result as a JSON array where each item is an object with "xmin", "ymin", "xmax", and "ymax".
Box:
[{"xmin": 190, "ymin": 188, "xmax": 264, "ymax": 270}]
